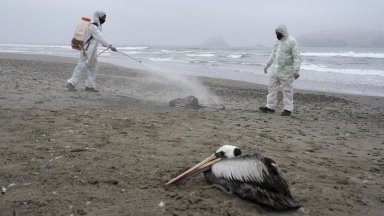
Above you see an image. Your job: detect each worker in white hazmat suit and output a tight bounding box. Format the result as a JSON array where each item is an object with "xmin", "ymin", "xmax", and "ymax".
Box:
[
  {"xmin": 259, "ymin": 25, "xmax": 301, "ymax": 116},
  {"xmin": 67, "ymin": 11, "xmax": 117, "ymax": 92}
]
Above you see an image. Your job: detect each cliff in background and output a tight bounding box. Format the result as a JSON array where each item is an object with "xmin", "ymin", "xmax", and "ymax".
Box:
[{"xmin": 198, "ymin": 36, "xmax": 230, "ymax": 49}]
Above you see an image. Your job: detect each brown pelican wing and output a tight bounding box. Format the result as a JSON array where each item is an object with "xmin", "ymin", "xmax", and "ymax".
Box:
[
  {"xmin": 212, "ymin": 155, "xmax": 267, "ymax": 181},
  {"xmin": 211, "ymin": 155, "xmax": 288, "ymax": 193},
  {"xmin": 206, "ymin": 155, "xmax": 300, "ymax": 210}
]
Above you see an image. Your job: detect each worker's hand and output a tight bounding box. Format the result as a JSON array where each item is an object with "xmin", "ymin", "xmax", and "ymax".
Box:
[
  {"xmin": 293, "ymin": 73, "xmax": 300, "ymax": 79},
  {"xmin": 264, "ymin": 66, "xmax": 269, "ymax": 74},
  {"xmin": 110, "ymin": 46, "xmax": 117, "ymax": 52}
]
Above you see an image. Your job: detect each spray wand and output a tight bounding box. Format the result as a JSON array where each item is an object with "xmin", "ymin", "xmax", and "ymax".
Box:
[
  {"xmin": 116, "ymin": 50, "xmax": 142, "ymax": 63},
  {"xmin": 96, "ymin": 47, "xmax": 142, "ymax": 64}
]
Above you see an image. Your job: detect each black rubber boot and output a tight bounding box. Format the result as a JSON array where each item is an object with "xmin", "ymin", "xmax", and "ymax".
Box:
[
  {"xmin": 85, "ymin": 87, "xmax": 99, "ymax": 92},
  {"xmin": 281, "ymin": 110, "xmax": 292, "ymax": 116},
  {"xmin": 66, "ymin": 83, "xmax": 76, "ymax": 91},
  {"xmin": 259, "ymin": 106, "xmax": 276, "ymax": 113}
]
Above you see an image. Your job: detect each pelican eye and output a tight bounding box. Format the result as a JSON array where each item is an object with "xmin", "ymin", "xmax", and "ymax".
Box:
[{"xmin": 234, "ymin": 148, "xmax": 242, "ymax": 156}]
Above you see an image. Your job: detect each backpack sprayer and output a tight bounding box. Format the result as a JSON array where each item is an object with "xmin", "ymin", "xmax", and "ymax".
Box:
[{"xmin": 72, "ymin": 16, "xmax": 141, "ymax": 64}]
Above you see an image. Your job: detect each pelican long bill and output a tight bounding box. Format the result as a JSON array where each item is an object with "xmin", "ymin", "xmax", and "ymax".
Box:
[{"xmin": 166, "ymin": 154, "xmax": 221, "ymax": 185}]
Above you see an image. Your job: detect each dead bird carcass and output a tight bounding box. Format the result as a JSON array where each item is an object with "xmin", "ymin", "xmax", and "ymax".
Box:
[{"xmin": 169, "ymin": 96, "xmax": 224, "ymax": 110}]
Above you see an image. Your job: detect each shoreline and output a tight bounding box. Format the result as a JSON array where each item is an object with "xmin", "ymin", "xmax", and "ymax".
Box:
[
  {"xmin": 1, "ymin": 53, "xmax": 383, "ymax": 215},
  {"xmin": 1, "ymin": 52, "xmax": 383, "ymax": 104},
  {"xmin": 0, "ymin": 52, "xmax": 384, "ymax": 98}
]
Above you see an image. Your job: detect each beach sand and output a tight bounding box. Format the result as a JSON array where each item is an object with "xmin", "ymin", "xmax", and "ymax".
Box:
[{"xmin": 0, "ymin": 53, "xmax": 383, "ymax": 216}]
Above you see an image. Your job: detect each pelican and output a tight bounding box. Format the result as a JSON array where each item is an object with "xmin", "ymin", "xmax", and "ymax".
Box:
[{"xmin": 166, "ymin": 145, "xmax": 300, "ymax": 211}]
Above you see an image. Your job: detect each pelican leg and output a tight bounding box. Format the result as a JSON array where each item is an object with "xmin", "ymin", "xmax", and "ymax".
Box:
[{"xmin": 203, "ymin": 184, "xmax": 233, "ymax": 195}]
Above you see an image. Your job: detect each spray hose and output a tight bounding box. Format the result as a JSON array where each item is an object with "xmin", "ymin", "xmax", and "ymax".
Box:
[
  {"xmin": 84, "ymin": 47, "xmax": 110, "ymax": 66},
  {"xmin": 96, "ymin": 47, "xmax": 110, "ymax": 58}
]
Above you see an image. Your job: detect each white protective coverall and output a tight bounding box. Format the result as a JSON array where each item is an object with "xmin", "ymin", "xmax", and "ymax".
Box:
[
  {"xmin": 264, "ymin": 25, "xmax": 301, "ymax": 112},
  {"xmin": 67, "ymin": 11, "xmax": 113, "ymax": 89}
]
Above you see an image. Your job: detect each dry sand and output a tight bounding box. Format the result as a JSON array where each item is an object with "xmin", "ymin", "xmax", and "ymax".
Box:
[{"xmin": 0, "ymin": 53, "xmax": 383, "ymax": 216}]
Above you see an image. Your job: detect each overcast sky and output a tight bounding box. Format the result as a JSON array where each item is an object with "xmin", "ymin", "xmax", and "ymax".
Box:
[{"xmin": 1, "ymin": 0, "xmax": 383, "ymax": 47}]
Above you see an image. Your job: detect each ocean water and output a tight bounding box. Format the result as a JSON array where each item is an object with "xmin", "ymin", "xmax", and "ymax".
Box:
[{"xmin": 1, "ymin": 43, "xmax": 383, "ymax": 97}]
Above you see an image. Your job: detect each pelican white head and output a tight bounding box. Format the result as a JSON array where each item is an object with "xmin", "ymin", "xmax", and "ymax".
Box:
[
  {"xmin": 166, "ymin": 145, "xmax": 242, "ymax": 185},
  {"xmin": 215, "ymin": 145, "xmax": 242, "ymax": 159}
]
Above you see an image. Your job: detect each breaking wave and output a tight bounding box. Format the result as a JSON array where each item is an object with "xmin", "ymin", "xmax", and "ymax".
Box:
[
  {"xmin": 119, "ymin": 46, "xmax": 148, "ymax": 50},
  {"xmin": 302, "ymin": 63, "xmax": 384, "ymax": 76},
  {"xmin": 185, "ymin": 53, "xmax": 216, "ymax": 57},
  {"xmin": 301, "ymin": 51, "xmax": 384, "ymax": 59},
  {"xmin": 226, "ymin": 54, "xmax": 244, "ymax": 58}
]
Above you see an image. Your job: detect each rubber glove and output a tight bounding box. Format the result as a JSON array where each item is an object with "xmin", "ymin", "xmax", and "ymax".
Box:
[
  {"xmin": 264, "ymin": 65, "xmax": 270, "ymax": 74},
  {"xmin": 109, "ymin": 45, "xmax": 117, "ymax": 52},
  {"xmin": 293, "ymin": 71, "xmax": 300, "ymax": 79}
]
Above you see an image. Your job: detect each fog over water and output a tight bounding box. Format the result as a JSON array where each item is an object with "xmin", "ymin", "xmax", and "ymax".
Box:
[{"xmin": 1, "ymin": 0, "xmax": 383, "ymax": 47}]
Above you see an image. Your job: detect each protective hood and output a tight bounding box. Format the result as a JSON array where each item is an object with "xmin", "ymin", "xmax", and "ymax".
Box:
[
  {"xmin": 266, "ymin": 24, "xmax": 301, "ymax": 79},
  {"xmin": 275, "ymin": 25, "xmax": 288, "ymax": 37},
  {"xmin": 82, "ymin": 10, "xmax": 111, "ymax": 64},
  {"xmin": 93, "ymin": 11, "xmax": 106, "ymax": 26}
]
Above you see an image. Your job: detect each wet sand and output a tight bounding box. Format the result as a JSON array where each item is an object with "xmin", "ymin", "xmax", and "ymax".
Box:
[{"xmin": 0, "ymin": 53, "xmax": 383, "ymax": 216}]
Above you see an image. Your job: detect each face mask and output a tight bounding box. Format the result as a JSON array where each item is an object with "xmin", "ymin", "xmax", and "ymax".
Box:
[
  {"xmin": 276, "ymin": 32, "xmax": 284, "ymax": 40},
  {"xmin": 99, "ymin": 16, "xmax": 106, "ymax": 24}
]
